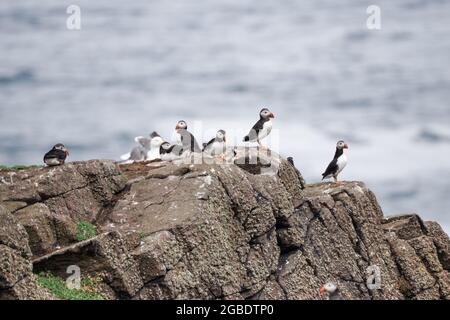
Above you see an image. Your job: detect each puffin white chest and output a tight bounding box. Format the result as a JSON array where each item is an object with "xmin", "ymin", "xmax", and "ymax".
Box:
[
  {"xmin": 336, "ymin": 154, "xmax": 348, "ymax": 173},
  {"xmin": 45, "ymin": 158, "xmax": 61, "ymax": 166},
  {"xmin": 175, "ymin": 132, "xmax": 182, "ymax": 145},
  {"xmin": 259, "ymin": 119, "xmax": 273, "ymax": 140},
  {"xmin": 211, "ymin": 141, "xmax": 225, "ymax": 155}
]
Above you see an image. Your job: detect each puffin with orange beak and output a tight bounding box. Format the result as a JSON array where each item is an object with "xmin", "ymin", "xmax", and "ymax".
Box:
[
  {"xmin": 243, "ymin": 108, "xmax": 275, "ymax": 149},
  {"xmin": 202, "ymin": 129, "xmax": 227, "ymax": 160},
  {"xmin": 43, "ymin": 143, "xmax": 69, "ymax": 166},
  {"xmin": 175, "ymin": 120, "xmax": 201, "ymax": 154},
  {"xmin": 319, "ymin": 282, "xmax": 343, "ymax": 300},
  {"xmin": 159, "ymin": 141, "xmax": 184, "ymax": 161},
  {"xmin": 321, "ymin": 140, "xmax": 349, "ymax": 185}
]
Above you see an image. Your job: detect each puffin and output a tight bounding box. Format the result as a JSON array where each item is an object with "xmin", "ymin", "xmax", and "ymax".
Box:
[
  {"xmin": 287, "ymin": 157, "xmax": 295, "ymax": 167},
  {"xmin": 147, "ymin": 131, "xmax": 165, "ymax": 160},
  {"xmin": 159, "ymin": 141, "xmax": 183, "ymax": 161},
  {"xmin": 321, "ymin": 140, "xmax": 349, "ymax": 184},
  {"xmin": 43, "ymin": 143, "xmax": 69, "ymax": 166},
  {"xmin": 202, "ymin": 129, "xmax": 227, "ymax": 159},
  {"xmin": 319, "ymin": 282, "xmax": 343, "ymax": 300},
  {"xmin": 243, "ymin": 108, "xmax": 275, "ymax": 148},
  {"xmin": 175, "ymin": 120, "xmax": 201, "ymax": 154}
]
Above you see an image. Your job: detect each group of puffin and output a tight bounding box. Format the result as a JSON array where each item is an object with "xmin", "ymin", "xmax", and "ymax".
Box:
[
  {"xmin": 118, "ymin": 107, "xmax": 276, "ymax": 163},
  {"xmin": 44, "ymin": 108, "xmax": 349, "ymax": 183},
  {"xmin": 42, "ymin": 108, "xmax": 348, "ymax": 298}
]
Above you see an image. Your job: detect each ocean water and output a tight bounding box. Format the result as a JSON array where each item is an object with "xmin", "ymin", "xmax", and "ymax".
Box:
[{"xmin": 1, "ymin": 0, "xmax": 449, "ymax": 232}]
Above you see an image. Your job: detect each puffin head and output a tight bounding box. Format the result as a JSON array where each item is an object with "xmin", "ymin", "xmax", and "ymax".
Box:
[
  {"xmin": 159, "ymin": 142, "xmax": 172, "ymax": 155},
  {"xmin": 160, "ymin": 142, "xmax": 172, "ymax": 151},
  {"xmin": 336, "ymin": 140, "xmax": 348, "ymax": 150},
  {"xmin": 216, "ymin": 129, "xmax": 226, "ymax": 142},
  {"xmin": 53, "ymin": 143, "xmax": 69, "ymax": 156},
  {"xmin": 159, "ymin": 141, "xmax": 171, "ymax": 153},
  {"xmin": 175, "ymin": 120, "xmax": 187, "ymax": 131},
  {"xmin": 320, "ymin": 282, "xmax": 337, "ymax": 296},
  {"xmin": 259, "ymin": 108, "xmax": 275, "ymax": 119}
]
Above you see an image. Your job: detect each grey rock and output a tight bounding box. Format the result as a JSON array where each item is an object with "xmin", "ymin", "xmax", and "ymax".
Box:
[{"xmin": 0, "ymin": 153, "xmax": 449, "ymax": 300}]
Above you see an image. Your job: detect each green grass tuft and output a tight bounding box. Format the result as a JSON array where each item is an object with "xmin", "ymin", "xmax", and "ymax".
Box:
[
  {"xmin": 137, "ymin": 232, "xmax": 146, "ymax": 240},
  {"xmin": 0, "ymin": 164, "xmax": 42, "ymax": 171},
  {"xmin": 37, "ymin": 273, "xmax": 103, "ymax": 300},
  {"xmin": 76, "ymin": 221, "xmax": 97, "ymax": 241}
]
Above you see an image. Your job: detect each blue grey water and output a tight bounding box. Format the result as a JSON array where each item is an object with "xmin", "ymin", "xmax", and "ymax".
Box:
[{"xmin": 1, "ymin": 0, "xmax": 450, "ymax": 232}]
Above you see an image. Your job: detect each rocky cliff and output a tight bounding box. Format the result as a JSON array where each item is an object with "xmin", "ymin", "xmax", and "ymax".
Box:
[{"xmin": 1, "ymin": 152, "xmax": 449, "ymax": 300}]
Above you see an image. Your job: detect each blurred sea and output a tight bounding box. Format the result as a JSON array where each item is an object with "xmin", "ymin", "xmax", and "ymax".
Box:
[{"xmin": 1, "ymin": 0, "xmax": 449, "ymax": 232}]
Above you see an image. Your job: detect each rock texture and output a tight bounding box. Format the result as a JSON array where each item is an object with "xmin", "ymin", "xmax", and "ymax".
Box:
[
  {"xmin": 0, "ymin": 153, "xmax": 449, "ymax": 300},
  {"xmin": 0, "ymin": 205, "xmax": 54, "ymax": 299},
  {"xmin": 0, "ymin": 160, "xmax": 127, "ymax": 257}
]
